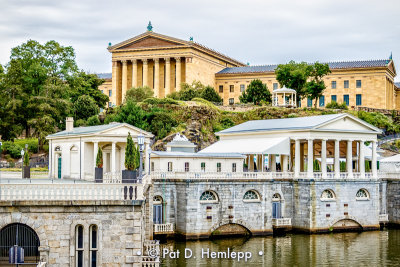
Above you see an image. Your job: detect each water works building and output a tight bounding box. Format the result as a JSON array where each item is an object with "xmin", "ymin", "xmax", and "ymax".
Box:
[{"xmin": 100, "ymin": 26, "xmax": 399, "ymax": 109}]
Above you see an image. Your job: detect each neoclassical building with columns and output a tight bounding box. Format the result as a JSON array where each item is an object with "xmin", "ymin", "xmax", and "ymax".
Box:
[{"xmin": 100, "ymin": 27, "xmax": 398, "ymax": 109}]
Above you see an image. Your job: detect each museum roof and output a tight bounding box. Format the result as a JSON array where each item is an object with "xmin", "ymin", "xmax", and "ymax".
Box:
[
  {"xmin": 217, "ymin": 113, "xmax": 380, "ymax": 134},
  {"xmin": 151, "ymin": 151, "xmax": 246, "ymax": 158},
  {"xmin": 96, "ymin": 73, "xmax": 112, "ymax": 79},
  {"xmin": 395, "ymin": 82, "xmax": 400, "ymax": 89},
  {"xmin": 217, "ymin": 59, "xmax": 392, "ymax": 74}
]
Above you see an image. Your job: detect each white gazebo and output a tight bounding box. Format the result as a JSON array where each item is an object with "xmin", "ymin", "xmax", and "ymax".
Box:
[{"xmin": 272, "ymin": 87, "xmax": 297, "ymax": 107}]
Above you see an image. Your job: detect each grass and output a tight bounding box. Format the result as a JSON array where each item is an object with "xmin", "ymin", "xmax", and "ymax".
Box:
[{"xmin": 0, "ymin": 167, "xmax": 48, "ymax": 172}]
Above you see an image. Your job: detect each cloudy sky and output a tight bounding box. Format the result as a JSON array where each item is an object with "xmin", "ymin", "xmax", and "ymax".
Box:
[{"xmin": 0, "ymin": 0, "xmax": 399, "ymax": 80}]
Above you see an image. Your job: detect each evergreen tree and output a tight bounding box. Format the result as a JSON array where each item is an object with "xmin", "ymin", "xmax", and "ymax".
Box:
[
  {"xmin": 96, "ymin": 147, "xmax": 103, "ymax": 168},
  {"xmin": 200, "ymin": 86, "xmax": 223, "ymax": 103},
  {"xmin": 125, "ymin": 133, "xmax": 136, "ymax": 171},
  {"xmin": 239, "ymin": 79, "xmax": 271, "ymax": 105}
]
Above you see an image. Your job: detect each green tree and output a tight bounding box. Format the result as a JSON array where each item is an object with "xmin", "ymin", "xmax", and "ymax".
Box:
[
  {"xmin": 23, "ymin": 151, "xmax": 30, "ymax": 166},
  {"xmin": 125, "ymin": 132, "xmax": 137, "ymax": 171},
  {"xmin": 168, "ymin": 80, "xmax": 205, "ymax": 101},
  {"xmin": 74, "ymin": 95, "xmax": 99, "ymax": 121},
  {"xmin": 113, "ymin": 100, "xmax": 148, "ymax": 130},
  {"xmin": 239, "ymin": 79, "xmax": 271, "ymax": 105},
  {"xmin": 304, "ymin": 62, "xmax": 331, "ymax": 108},
  {"xmin": 96, "ymin": 147, "xmax": 103, "ymax": 168},
  {"xmin": 124, "ymin": 86, "xmax": 154, "ymax": 103},
  {"xmin": 275, "ymin": 61, "xmax": 311, "ymax": 100},
  {"xmin": 147, "ymin": 112, "xmax": 178, "ymax": 139},
  {"xmin": 200, "ymin": 86, "xmax": 222, "ymax": 103},
  {"xmin": 87, "ymin": 115, "xmax": 101, "ymax": 126}
]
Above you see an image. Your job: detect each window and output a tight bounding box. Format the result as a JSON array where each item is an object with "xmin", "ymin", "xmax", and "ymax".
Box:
[
  {"xmin": 185, "ymin": 162, "xmax": 190, "ymax": 172},
  {"xmin": 153, "ymin": 195, "xmax": 163, "ymax": 204},
  {"xmin": 101, "ymin": 90, "xmax": 104, "ymax": 94},
  {"xmin": 76, "ymin": 225, "xmax": 84, "ymax": 267},
  {"xmin": 243, "ymin": 190, "xmax": 260, "ymax": 202},
  {"xmin": 108, "ymin": 90, "xmax": 112, "ymax": 97},
  {"xmin": 356, "ymin": 80, "xmax": 362, "ymax": 88},
  {"xmin": 232, "ymin": 163, "xmax": 236, "ymax": 172},
  {"xmin": 217, "ymin": 162, "xmax": 221, "ymax": 172},
  {"xmin": 201, "ymin": 162, "xmax": 206, "ymax": 172},
  {"xmin": 200, "ymin": 191, "xmax": 218, "ymax": 203},
  {"xmin": 229, "ymin": 98, "xmax": 234, "ymax": 105},
  {"xmin": 319, "ymin": 96, "xmax": 325, "ymax": 107},
  {"xmin": 331, "ymin": 95, "xmax": 337, "ymax": 102},
  {"xmin": 356, "ymin": 189, "xmax": 369, "ymax": 200},
  {"xmin": 240, "ymin": 84, "xmax": 245, "ymax": 92},
  {"xmin": 307, "ymin": 98, "xmax": 312, "ymax": 107},
  {"xmin": 321, "ymin": 189, "xmax": 335, "ymax": 201},
  {"xmin": 356, "ymin": 94, "xmax": 362, "ymax": 106},
  {"xmin": 344, "ymin": 80, "xmax": 349, "ymax": 88},
  {"xmin": 272, "ymin": 193, "xmax": 281, "ymax": 201},
  {"xmin": 331, "ymin": 81, "xmax": 336, "ymax": 89},
  {"xmin": 298, "ymin": 100, "xmax": 301, "ymax": 107},
  {"xmin": 273, "ymin": 83, "xmax": 278, "ymax": 90},
  {"xmin": 230, "ymin": 85, "xmax": 234, "ymax": 92},
  {"xmin": 108, "ymin": 102, "xmax": 112, "ymax": 107},
  {"xmin": 168, "ymin": 162, "xmax": 173, "ymax": 172},
  {"xmin": 151, "ymin": 162, "xmax": 154, "ymax": 172},
  {"xmin": 219, "ymin": 85, "xmax": 223, "ymax": 93},
  {"xmin": 89, "ymin": 225, "xmax": 98, "ymax": 267},
  {"xmin": 343, "ymin": 95, "xmax": 349, "ymax": 106}
]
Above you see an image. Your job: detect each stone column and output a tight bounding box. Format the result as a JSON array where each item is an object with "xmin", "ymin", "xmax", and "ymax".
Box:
[
  {"xmin": 143, "ymin": 59, "xmax": 149, "ymax": 87},
  {"xmin": 154, "ymin": 58, "xmax": 160, "ymax": 97},
  {"xmin": 261, "ymin": 154, "xmax": 265, "ymax": 172},
  {"xmin": 359, "ymin": 140, "xmax": 365, "ymax": 177},
  {"xmin": 112, "ymin": 60, "xmax": 120, "ymax": 105},
  {"xmin": 144, "ymin": 142, "xmax": 150, "ymax": 174},
  {"xmin": 307, "ymin": 138, "xmax": 314, "ymax": 177},
  {"xmin": 165, "ymin": 58, "xmax": 171, "ymax": 96},
  {"xmin": 249, "ymin": 154, "xmax": 254, "ymax": 171},
  {"xmin": 271, "ymin": 155, "xmax": 276, "ymax": 171},
  {"xmin": 295, "ymin": 139, "xmax": 301, "ymax": 177},
  {"xmin": 111, "ymin": 142, "xmax": 116, "ymax": 174},
  {"xmin": 372, "ymin": 140, "xmax": 378, "ymax": 178},
  {"xmin": 175, "ymin": 57, "xmax": 181, "ymax": 91},
  {"xmin": 131, "ymin": 59, "xmax": 138, "ymax": 88},
  {"xmin": 120, "ymin": 146, "xmax": 125, "ymax": 171},
  {"xmin": 282, "ymin": 155, "xmax": 289, "ymax": 172},
  {"xmin": 81, "ymin": 141, "xmax": 85, "ymax": 179},
  {"xmin": 121, "ymin": 60, "xmax": 128, "ymax": 102},
  {"xmin": 334, "ymin": 139, "xmax": 340, "ymax": 178},
  {"xmin": 347, "ymin": 140, "xmax": 353, "ymax": 178},
  {"xmin": 93, "ymin": 142, "xmax": 98, "ymax": 172},
  {"xmin": 321, "ymin": 139, "xmax": 327, "ymax": 178}
]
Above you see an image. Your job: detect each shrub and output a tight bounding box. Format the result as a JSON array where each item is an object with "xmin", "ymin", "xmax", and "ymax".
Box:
[
  {"xmin": 75, "ymin": 119, "xmax": 87, "ymax": 127},
  {"xmin": 14, "ymin": 138, "xmax": 39, "ymax": 153},
  {"xmin": 2, "ymin": 141, "xmax": 23, "ymax": 159},
  {"xmin": 143, "ymin": 97, "xmax": 179, "ymax": 105},
  {"xmin": 124, "ymin": 86, "xmax": 154, "ymax": 103},
  {"xmin": 147, "ymin": 112, "xmax": 178, "ymax": 139},
  {"xmin": 326, "ymin": 101, "xmax": 348, "ymax": 110},
  {"xmin": 220, "ymin": 117, "xmax": 235, "ymax": 129},
  {"xmin": 87, "ymin": 115, "xmax": 101, "ymax": 126},
  {"xmin": 200, "ymin": 86, "xmax": 222, "ymax": 103}
]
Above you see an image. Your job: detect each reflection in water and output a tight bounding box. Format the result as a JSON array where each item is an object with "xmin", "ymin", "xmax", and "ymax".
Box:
[{"xmin": 161, "ymin": 229, "xmax": 400, "ymax": 267}]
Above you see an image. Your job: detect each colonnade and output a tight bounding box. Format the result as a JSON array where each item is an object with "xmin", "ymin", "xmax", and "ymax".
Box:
[{"xmin": 112, "ymin": 57, "xmax": 185, "ymax": 105}]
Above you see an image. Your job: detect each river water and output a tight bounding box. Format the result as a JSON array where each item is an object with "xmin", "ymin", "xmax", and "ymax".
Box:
[{"xmin": 160, "ymin": 229, "xmax": 400, "ymax": 266}]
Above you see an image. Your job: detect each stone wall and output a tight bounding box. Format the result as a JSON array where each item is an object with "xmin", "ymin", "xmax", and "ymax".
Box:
[
  {"xmin": 0, "ymin": 200, "xmax": 144, "ymax": 267},
  {"xmin": 386, "ymin": 180, "xmax": 400, "ymax": 224}
]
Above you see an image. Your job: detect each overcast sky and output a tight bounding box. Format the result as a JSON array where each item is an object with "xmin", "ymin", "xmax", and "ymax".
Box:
[{"xmin": 0, "ymin": 0, "xmax": 399, "ymax": 80}]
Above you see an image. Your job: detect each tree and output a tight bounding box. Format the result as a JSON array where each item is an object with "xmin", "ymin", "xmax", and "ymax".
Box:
[
  {"xmin": 23, "ymin": 151, "xmax": 30, "ymax": 166},
  {"xmin": 239, "ymin": 79, "xmax": 271, "ymax": 105},
  {"xmin": 125, "ymin": 132, "xmax": 137, "ymax": 171},
  {"xmin": 167, "ymin": 80, "xmax": 205, "ymax": 101},
  {"xmin": 304, "ymin": 62, "xmax": 331, "ymax": 107},
  {"xmin": 74, "ymin": 95, "xmax": 99, "ymax": 121},
  {"xmin": 275, "ymin": 61, "xmax": 312, "ymax": 101},
  {"xmin": 200, "ymin": 86, "xmax": 222, "ymax": 103},
  {"xmin": 124, "ymin": 86, "xmax": 154, "ymax": 103},
  {"xmin": 113, "ymin": 100, "xmax": 148, "ymax": 130},
  {"xmin": 96, "ymin": 147, "xmax": 103, "ymax": 168},
  {"xmin": 87, "ymin": 115, "xmax": 101, "ymax": 126}
]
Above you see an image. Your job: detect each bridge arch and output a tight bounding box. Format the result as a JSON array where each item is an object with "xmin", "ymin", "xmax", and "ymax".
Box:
[
  {"xmin": 210, "ymin": 221, "xmax": 252, "ymax": 238},
  {"xmin": 331, "ymin": 218, "xmax": 363, "ymax": 232}
]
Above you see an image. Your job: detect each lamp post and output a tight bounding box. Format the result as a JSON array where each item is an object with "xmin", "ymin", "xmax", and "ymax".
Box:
[
  {"xmin": 20, "ymin": 149, "xmax": 25, "ymax": 179},
  {"xmin": 137, "ymin": 134, "xmax": 145, "ymax": 181}
]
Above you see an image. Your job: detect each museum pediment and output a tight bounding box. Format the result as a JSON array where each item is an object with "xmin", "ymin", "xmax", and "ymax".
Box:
[{"xmin": 119, "ymin": 36, "xmax": 184, "ymax": 50}]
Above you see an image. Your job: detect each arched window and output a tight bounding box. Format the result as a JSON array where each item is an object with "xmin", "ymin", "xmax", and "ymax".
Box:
[
  {"xmin": 243, "ymin": 190, "xmax": 261, "ymax": 202},
  {"xmin": 153, "ymin": 195, "xmax": 163, "ymax": 204},
  {"xmin": 89, "ymin": 225, "xmax": 98, "ymax": 267},
  {"xmin": 153, "ymin": 196, "xmax": 163, "ymax": 224},
  {"xmin": 0, "ymin": 223, "xmax": 40, "ymax": 263},
  {"xmin": 321, "ymin": 189, "xmax": 335, "ymax": 201},
  {"xmin": 272, "ymin": 193, "xmax": 281, "ymax": 201},
  {"xmin": 76, "ymin": 225, "xmax": 84, "ymax": 267},
  {"xmin": 356, "ymin": 189, "xmax": 369, "ymax": 200},
  {"xmin": 200, "ymin": 191, "xmax": 218, "ymax": 203}
]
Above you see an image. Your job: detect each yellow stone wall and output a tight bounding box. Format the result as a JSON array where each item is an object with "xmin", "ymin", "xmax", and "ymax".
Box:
[{"xmin": 98, "ymin": 79, "xmax": 113, "ymax": 106}]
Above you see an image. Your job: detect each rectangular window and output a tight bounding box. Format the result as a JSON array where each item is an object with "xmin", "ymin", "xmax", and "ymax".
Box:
[
  {"xmin": 201, "ymin": 162, "xmax": 206, "ymax": 172},
  {"xmin": 108, "ymin": 90, "xmax": 112, "ymax": 97},
  {"xmin": 240, "ymin": 84, "xmax": 245, "ymax": 92},
  {"xmin": 151, "ymin": 162, "xmax": 154, "ymax": 172},
  {"xmin": 168, "ymin": 162, "xmax": 173, "ymax": 172},
  {"xmin": 344, "ymin": 80, "xmax": 349, "ymax": 88},
  {"xmin": 331, "ymin": 81, "xmax": 336, "ymax": 89},
  {"xmin": 229, "ymin": 98, "xmax": 234, "ymax": 105},
  {"xmin": 298, "ymin": 100, "xmax": 301, "ymax": 107},
  {"xmin": 307, "ymin": 98, "xmax": 312, "ymax": 107},
  {"xmin": 90, "ymin": 225, "xmax": 98, "ymax": 267},
  {"xmin": 331, "ymin": 95, "xmax": 337, "ymax": 102},
  {"xmin": 319, "ymin": 96, "xmax": 325, "ymax": 107},
  {"xmin": 230, "ymin": 85, "xmax": 234, "ymax": 92},
  {"xmin": 101, "ymin": 90, "xmax": 104, "ymax": 94},
  {"xmin": 343, "ymin": 95, "xmax": 349, "ymax": 106},
  {"xmin": 356, "ymin": 80, "xmax": 362, "ymax": 88},
  {"xmin": 219, "ymin": 85, "xmax": 223, "ymax": 93},
  {"xmin": 108, "ymin": 102, "xmax": 112, "ymax": 107},
  {"xmin": 217, "ymin": 163, "xmax": 221, "ymax": 172},
  {"xmin": 185, "ymin": 162, "xmax": 189, "ymax": 172},
  {"xmin": 273, "ymin": 83, "xmax": 278, "ymax": 90},
  {"xmin": 232, "ymin": 163, "xmax": 236, "ymax": 172},
  {"xmin": 356, "ymin": 94, "xmax": 362, "ymax": 106}
]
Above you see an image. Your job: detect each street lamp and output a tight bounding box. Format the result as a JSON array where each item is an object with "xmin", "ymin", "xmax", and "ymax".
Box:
[
  {"xmin": 137, "ymin": 134, "xmax": 145, "ymax": 181},
  {"xmin": 20, "ymin": 149, "xmax": 24, "ymax": 179}
]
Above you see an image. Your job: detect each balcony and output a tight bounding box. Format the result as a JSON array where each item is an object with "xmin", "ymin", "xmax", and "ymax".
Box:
[
  {"xmin": 154, "ymin": 223, "xmax": 174, "ymax": 234},
  {"xmin": 272, "ymin": 218, "xmax": 292, "ymax": 227},
  {"xmin": 379, "ymin": 214, "xmax": 389, "ymax": 223},
  {"xmin": 142, "ymin": 240, "xmax": 160, "ymax": 267}
]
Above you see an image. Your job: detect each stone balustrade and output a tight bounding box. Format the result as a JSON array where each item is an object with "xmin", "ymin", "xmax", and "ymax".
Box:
[
  {"xmin": 379, "ymin": 214, "xmax": 389, "ymax": 222},
  {"xmin": 0, "ymin": 183, "xmax": 143, "ymax": 201},
  {"xmin": 272, "ymin": 218, "xmax": 292, "ymax": 227},
  {"xmin": 154, "ymin": 223, "xmax": 174, "ymax": 234}
]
